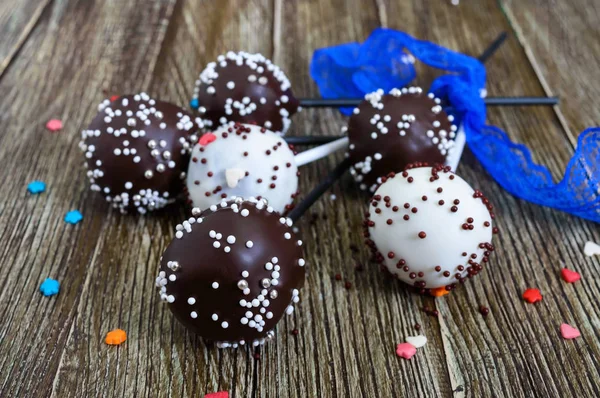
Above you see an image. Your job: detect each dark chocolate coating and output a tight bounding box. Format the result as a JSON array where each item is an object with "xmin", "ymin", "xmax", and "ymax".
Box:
[
  {"xmin": 80, "ymin": 94, "xmax": 200, "ymax": 213},
  {"xmin": 347, "ymin": 88, "xmax": 456, "ymax": 192},
  {"xmin": 157, "ymin": 199, "xmax": 305, "ymax": 344},
  {"xmin": 193, "ymin": 52, "xmax": 299, "ymax": 133}
]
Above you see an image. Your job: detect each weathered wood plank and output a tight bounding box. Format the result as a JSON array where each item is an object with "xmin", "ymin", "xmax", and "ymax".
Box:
[
  {"xmin": 274, "ymin": 0, "xmax": 455, "ymax": 397},
  {"xmin": 38, "ymin": 1, "xmax": 275, "ymax": 398},
  {"xmin": 0, "ymin": 0, "xmax": 52, "ymax": 77},
  {"xmin": 0, "ymin": 0, "xmax": 177, "ymax": 396},
  {"xmin": 501, "ymin": 0, "xmax": 600, "ymax": 139}
]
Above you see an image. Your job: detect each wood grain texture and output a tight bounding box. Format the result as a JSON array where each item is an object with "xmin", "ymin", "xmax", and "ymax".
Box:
[
  {"xmin": 0, "ymin": 0, "xmax": 599, "ymax": 397},
  {"xmin": 501, "ymin": 0, "xmax": 600, "ymax": 140},
  {"xmin": 0, "ymin": 0, "xmax": 52, "ymax": 77}
]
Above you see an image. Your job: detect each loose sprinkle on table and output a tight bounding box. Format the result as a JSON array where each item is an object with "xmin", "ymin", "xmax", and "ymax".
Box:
[
  {"xmin": 64, "ymin": 210, "xmax": 83, "ymax": 224},
  {"xmin": 46, "ymin": 119, "xmax": 63, "ymax": 132},
  {"xmin": 523, "ymin": 288, "xmax": 542, "ymax": 304},
  {"xmin": 406, "ymin": 335, "xmax": 427, "ymax": 348},
  {"xmin": 27, "ymin": 181, "xmax": 46, "ymax": 194},
  {"xmin": 105, "ymin": 329, "xmax": 127, "ymax": 345},
  {"xmin": 205, "ymin": 392, "xmax": 229, "ymax": 398},
  {"xmin": 561, "ymin": 268, "xmax": 581, "ymax": 284},
  {"xmin": 396, "ymin": 342, "xmax": 417, "ymax": 359},
  {"xmin": 479, "ymin": 305, "xmax": 490, "ymax": 316},
  {"xmin": 583, "ymin": 241, "xmax": 600, "ymax": 256},
  {"xmin": 40, "ymin": 278, "xmax": 60, "ymax": 296},
  {"xmin": 430, "ymin": 287, "xmax": 450, "ymax": 297},
  {"xmin": 560, "ymin": 323, "xmax": 581, "ymax": 339}
]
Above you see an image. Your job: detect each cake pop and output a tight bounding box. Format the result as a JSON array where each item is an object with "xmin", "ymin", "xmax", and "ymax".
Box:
[
  {"xmin": 186, "ymin": 122, "xmax": 348, "ymax": 213},
  {"xmin": 346, "ymin": 87, "xmax": 458, "ymax": 193},
  {"xmin": 191, "ymin": 52, "xmax": 299, "ymax": 134},
  {"xmin": 80, "ymin": 93, "xmax": 201, "ymax": 213},
  {"xmin": 156, "ymin": 198, "xmax": 304, "ymax": 347},
  {"xmin": 364, "ymin": 164, "xmax": 497, "ymax": 294}
]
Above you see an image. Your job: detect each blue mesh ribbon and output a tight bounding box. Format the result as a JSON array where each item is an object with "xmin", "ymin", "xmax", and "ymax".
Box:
[
  {"xmin": 310, "ymin": 28, "xmax": 600, "ymax": 223},
  {"xmin": 310, "ymin": 30, "xmax": 417, "ymax": 115}
]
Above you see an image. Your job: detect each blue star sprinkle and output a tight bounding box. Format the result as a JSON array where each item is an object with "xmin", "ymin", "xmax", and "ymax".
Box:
[
  {"xmin": 64, "ymin": 210, "xmax": 83, "ymax": 224},
  {"xmin": 27, "ymin": 180, "xmax": 46, "ymax": 194},
  {"xmin": 40, "ymin": 278, "xmax": 60, "ymax": 296}
]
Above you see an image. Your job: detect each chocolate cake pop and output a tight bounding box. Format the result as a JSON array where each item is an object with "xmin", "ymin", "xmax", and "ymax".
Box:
[
  {"xmin": 80, "ymin": 93, "xmax": 202, "ymax": 213},
  {"xmin": 156, "ymin": 197, "xmax": 305, "ymax": 347},
  {"xmin": 346, "ymin": 87, "xmax": 457, "ymax": 193},
  {"xmin": 186, "ymin": 122, "xmax": 299, "ymax": 213},
  {"xmin": 191, "ymin": 52, "xmax": 299, "ymax": 134},
  {"xmin": 364, "ymin": 164, "xmax": 496, "ymax": 294}
]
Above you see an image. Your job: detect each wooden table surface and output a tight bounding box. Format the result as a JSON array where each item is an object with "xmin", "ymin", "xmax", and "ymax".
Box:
[{"xmin": 1, "ymin": 1, "xmax": 599, "ymax": 397}]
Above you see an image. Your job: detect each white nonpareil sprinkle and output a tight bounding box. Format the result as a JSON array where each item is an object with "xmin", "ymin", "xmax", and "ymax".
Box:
[{"xmin": 246, "ymin": 241, "xmax": 254, "ymax": 248}]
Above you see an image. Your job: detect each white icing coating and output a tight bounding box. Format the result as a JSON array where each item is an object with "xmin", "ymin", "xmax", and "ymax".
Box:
[
  {"xmin": 186, "ymin": 123, "xmax": 298, "ymax": 213},
  {"xmin": 367, "ymin": 167, "xmax": 494, "ymax": 290}
]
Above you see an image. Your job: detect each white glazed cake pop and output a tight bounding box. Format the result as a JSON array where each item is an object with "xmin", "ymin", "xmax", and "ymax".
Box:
[
  {"xmin": 186, "ymin": 123, "xmax": 299, "ymax": 213},
  {"xmin": 364, "ymin": 164, "xmax": 497, "ymax": 295},
  {"xmin": 186, "ymin": 122, "xmax": 349, "ymax": 213}
]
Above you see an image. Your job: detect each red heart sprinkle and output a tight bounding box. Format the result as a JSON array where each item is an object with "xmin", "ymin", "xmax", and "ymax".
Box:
[
  {"xmin": 396, "ymin": 343, "xmax": 417, "ymax": 360},
  {"xmin": 560, "ymin": 323, "xmax": 580, "ymax": 339},
  {"xmin": 205, "ymin": 392, "xmax": 228, "ymax": 398},
  {"xmin": 199, "ymin": 133, "xmax": 217, "ymax": 146},
  {"xmin": 110, "ymin": 95, "xmax": 120, "ymax": 101},
  {"xmin": 523, "ymin": 288, "xmax": 542, "ymax": 303},
  {"xmin": 561, "ymin": 268, "xmax": 581, "ymax": 283}
]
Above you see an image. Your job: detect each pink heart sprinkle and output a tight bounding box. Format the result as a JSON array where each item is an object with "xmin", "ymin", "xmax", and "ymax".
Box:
[
  {"xmin": 396, "ymin": 343, "xmax": 417, "ymax": 360},
  {"xmin": 199, "ymin": 133, "xmax": 217, "ymax": 146},
  {"xmin": 46, "ymin": 119, "xmax": 63, "ymax": 132},
  {"xmin": 205, "ymin": 392, "xmax": 228, "ymax": 398},
  {"xmin": 560, "ymin": 323, "xmax": 581, "ymax": 339}
]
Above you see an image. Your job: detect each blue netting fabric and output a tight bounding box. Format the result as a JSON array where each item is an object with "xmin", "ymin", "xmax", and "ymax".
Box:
[
  {"xmin": 310, "ymin": 28, "xmax": 600, "ymax": 223},
  {"xmin": 310, "ymin": 30, "xmax": 417, "ymax": 115}
]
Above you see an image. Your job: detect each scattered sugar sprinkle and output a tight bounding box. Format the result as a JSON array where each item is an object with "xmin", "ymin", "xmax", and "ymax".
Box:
[
  {"xmin": 27, "ymin": 181, "xmax": 46, "ymax": 194},
  {"xmin": 40, "ymin": 278, "xmax": 60, "ymax": 296}
]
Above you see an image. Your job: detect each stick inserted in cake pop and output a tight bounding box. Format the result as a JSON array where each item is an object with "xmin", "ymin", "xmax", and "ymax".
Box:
[{"xmin": 288, "ymin": 158, "xmax": 352, "ymax": 222}]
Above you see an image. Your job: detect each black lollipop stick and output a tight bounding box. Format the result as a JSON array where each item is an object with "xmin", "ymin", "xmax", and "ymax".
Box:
[
  {"xmin": 288, "ymin": 158, "xmax": 352, "ymax": 222},
  {"xmin": 285, "ymin": 94, "xmax": 560, "ymax": 145},
  {"xmin": 297, "ymin": 96, "xmax": 559, "ymax": 108},
  {"xmin": 286, "ymin": 136, "xmax": 341, "ymax": 145},
  {"xmin": 477, "ymin": 32, "xmax": 508, "ymax": 63}
]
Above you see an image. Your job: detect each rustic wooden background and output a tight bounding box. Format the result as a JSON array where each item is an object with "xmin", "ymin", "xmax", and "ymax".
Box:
[{"xmin": 1, "ymin": 0, "xmax": 599, "ymax": 397}]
